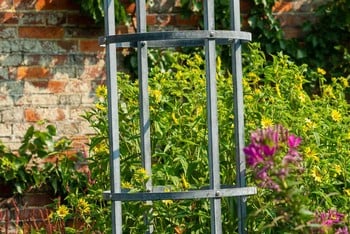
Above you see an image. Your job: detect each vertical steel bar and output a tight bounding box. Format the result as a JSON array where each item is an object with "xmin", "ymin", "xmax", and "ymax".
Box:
[
  {"xmin": 104, "ymin": 0, "xmax": 122, "ymax": 234},
  {"xmin": 136, "ymin": 0, "xmax": 153, "ymax": 232},
  {"xmin": 230, "ymin": 0, "xmax": 247, "ymax": 233},
  {"xmin": 203, "ymin": 0, "xmax": 222, "ymax": 233}
]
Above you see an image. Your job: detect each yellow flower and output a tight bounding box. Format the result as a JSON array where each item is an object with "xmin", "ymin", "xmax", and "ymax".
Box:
[
  {"xmin": 261, "ymin": 117, "xmax": 273, "ymax": 128},
  {"xmin": 163, "ymin": 199, "xmax": 173, "ymax": 206},
  {"xmin": 245, "ymin": 95, "xmax": 253, "ymax": 101},
  {"xmin": 48, "ymin": 211, "xmax": 54, "ymax": 220},
  {"xmin": 298, "ymin": 92, "xmax": 307, "ymax": 103},
  {"xmin": 275, "ymin": 84, "xmax": 281, "ymax": 97},
  {"xmin": 323, "ymin": 85, "xmax": 335, "ymax": 98},
  {"xmin": 172, "ymin": 112, "xmax": 179, "ymax": 124},
  {"xmin": 311, "ymin": 167, "xmax": 322, "ymax": 183},
  {"xmin": 122, "ymin": 181, "xmax": 133, "ymax": 189},
  {"xmin": 77, "ymin": 198, "xmax": 90, "ymax": 215},
  {"xmin": 304, "ymin": 118, "xmax": 317, "ymax": 130},
  {"xmin": 254, "ymin": 88, "xmax": 261, "ymax": 95},
  {"xmin": 95, "ymin": 102, "xmax": 106, "ymax": 112},
  {"xmin": 344, "ymin": 189, "xmax": 350, "ymax": 196},
  {"xmin": 333, "ymin": 165, "xmax": 342, "ymax": 176},
  {"xmin": 331, "ymin": 109, "xmax": 342, "ymax": 122},
  {"xmin": 339, "ymin": 77, "xmax": 349, "ymax": 88},
  {"xmin": 134, "ymin": 168, "xmax": 149, "ymax": 182},
  {"xmin": 243, "ymin": 79, "xmax": 250, "ymax": 89},
  {"xmin": 247, "ymin": 72, "xmax": 260, "ymax": 84},
  {"xmin": 56, "ymin": 205, "xmax": 69, "ymax": 219},
  {"xmin": 150, "ymin": 90, "xmax": 162, "ymax": 103},
  {"xmin": 304, "ymin": 147, "xmax": 319, "ymax": 162},
  {"xmin": 93, "ymin": 142, "xmax": 108, "ymax": 154},
  {"xmin": 95, "ymin": 85, "xmax": 107, "ymax": 98},
  {"xmin": 181, "ymin": 174, "xmax": 190, "ymax": 190},
  {"xmin": 317, "ymin": 67, "xmax": 326, "ymax": 75},
  {"xmin": 196, "ymin": 106, "xmax": 203, "ymax": 116}
]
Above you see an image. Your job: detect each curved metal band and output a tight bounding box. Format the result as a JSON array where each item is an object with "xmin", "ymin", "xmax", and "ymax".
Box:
[
  {"xmin": 103, "ymin": 186, "xmax": 257, "ymax": 202},
  {"xmin": 99, "ymin": 30, "xmax": 251, "ymax": 48}
]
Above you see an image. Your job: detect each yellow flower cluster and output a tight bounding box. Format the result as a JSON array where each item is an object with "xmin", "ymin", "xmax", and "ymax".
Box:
[
  {"xmin": 77, "ymin": 198, "xmax": 91, "ymax": 215},
  {"xmin": 331, "ymin": 109, "xmax": 342, "ymax": 122},
  {"xmin": 134, "ymin": 168, "xmax": 149, "ymax": 182},
  {"xmin": 150, "ymin": 89, "xmax": 162, "ymax": 103},
  {"xmin": 95, "ymin": 85, "xmax": 107, "ymax": 98},
  {"xmin": 261, "ymin": 117, "xmax": 273, "ymax": 128},
  {"xmin": 323, "ymin": 85, "xmax": 335, "ymax": 99},
  {"xmin": 311, "ymin": 167, "xmax": 322, "ymax": 183},
  {"xmin": 333, "ymin": 165, "xmax": 342, "ymax": 176},
  {"xmin": 304, "ymin": 147, "xmax": 319, "ymax": 162},
  {"xmin": 181, "ymin": 174, "xmax": 190, "ymax": 190},
  {"xmin": 317, "ymin": 67, "xmax": 326, "ymax": 75}
]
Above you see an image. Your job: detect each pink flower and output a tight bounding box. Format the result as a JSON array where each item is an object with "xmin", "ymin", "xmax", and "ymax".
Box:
[
  {"xmin": 335, "ymin": 227, "xmax": 349, "ymax": 234},
  {"xmin": 288, "ymin": 134, "xmax": 302, "ymax": 148},
  {"xmin": 244, "ymin": 145, "xmax": 263, "ymax": 167}
]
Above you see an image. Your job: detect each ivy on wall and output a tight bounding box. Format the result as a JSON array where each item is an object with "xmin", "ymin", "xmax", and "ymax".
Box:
[
  {"xmin": 76, "ymin": 0, "xmax": 350, "ymax": 78},
  {"xmin": 300, "ymin": 0, "xmax": 350, "ymax": 77},
  {"xmin": 73, "ymin": 0, "xmax": 129, "ymax": 24}
]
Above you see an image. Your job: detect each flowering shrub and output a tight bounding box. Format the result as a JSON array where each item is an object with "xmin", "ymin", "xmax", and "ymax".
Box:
[
  {"xmin": 38, "ymin": 43, "xmax": 350, "ymax": 233},
  {"xmin": 244, "ymin": 125, "xmax": 302, "ymax": 191},
  {"xmin": 245, "ymin": 125, "xmax": 349, "ymax": 233}
]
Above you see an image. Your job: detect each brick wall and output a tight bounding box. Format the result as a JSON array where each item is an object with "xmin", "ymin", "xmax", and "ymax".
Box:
[
  {"xmin": 272, "ymin": 0, "xmax": 329, "ymax": 39},
  {"xmin": 0, "ymin": 0, "xmax": 106, "ymax": 150},
  {"xmin": 0, "ymin": 0, "xmax": 327, "ymax": 150}
]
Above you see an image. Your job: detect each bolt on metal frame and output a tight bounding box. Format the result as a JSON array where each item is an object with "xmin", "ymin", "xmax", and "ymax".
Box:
[{"xmin": 101, "ymin": 0, "xmax": 256, "ymax": 233}]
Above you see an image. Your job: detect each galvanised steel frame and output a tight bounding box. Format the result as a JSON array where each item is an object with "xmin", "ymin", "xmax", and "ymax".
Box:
[{"xmin": 100, "ymin": 0, "xmax": 256, "ymax": 233}]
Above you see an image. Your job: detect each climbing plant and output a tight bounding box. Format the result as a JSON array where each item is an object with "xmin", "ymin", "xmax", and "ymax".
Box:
[
  {"xmin": 75, "ymin": 0, "xmax": 350, "ymax": 77},
  {"xmin": 73, "ymin": 0, "xmax": 129, "ymax": 24}
]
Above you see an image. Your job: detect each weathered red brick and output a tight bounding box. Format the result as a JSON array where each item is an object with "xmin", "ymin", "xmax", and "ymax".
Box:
[
  {"xmin": 0, "ymin": 12, "xmax": 19, "ymax": 24},
  {"xmin": 175, "ymin": 14, "xmax": 200, "ymax": 26},
  {"xmin": 277, "ymin": 14, "xmax": 311, "ymax": 27},
  {"xmin": 64, "ymin": 27, "xmax": 103, "ymax": 39},
  {"xmin": 80, "ymin": 39, "xmax": 104, "ymax": 53},
  {"xmin": 48, "ymin": 80, "xmax": 66, "ymax": 93},
  {"xmin": 240, "ymin": 0, "xmax": 252, "ymax": 14},
  {"xmin": 36, "ymin": 0, "xmax": 79, "ymax": 10},
  {"xmin": 18, "ymin": 26, "xmax": 64, "ymax": 39},
  {"xmin": 283, "ymin": 26, "xmax": 304, "ymax": 39},
  {"xmin": 125, "ymin": 2, "xmax": 136, "ymax": 14},
  {"xmin": 17, "ymin": 66, "xmax": 51, "ymax": 80},
  {"xmin": 56, "ymin": 40, "xmax": 78, "ymax": 51},
  {"xmin": 66, "ymin": 13, "xmax": 95, "ymax": 26},
  {"xmin": 29, "ymin": 81, "xmax": 48, "ymax": 89},
  {"xmin": 14, "ymin": 0, "xmax": 79, "ymax": 10},
  {"xmin": 56, "ymin": 108, "xmax": 65, "ymax": 120},
  {"xmin": 147, "ymin": 14, "xmax": 157, "ymax": 25},
  {"xmin": 24, "ymin": 108, "xmax": 40, "ymax": 122},
  {"xmin": 273, "ymin": 1, "xmax": 293, "ymax": 13}
]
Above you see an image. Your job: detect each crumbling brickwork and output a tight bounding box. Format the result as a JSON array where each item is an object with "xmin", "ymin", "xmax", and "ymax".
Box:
[{"xmin": 0, "ymin": 0, "xmax": 328, "ymax": 149}]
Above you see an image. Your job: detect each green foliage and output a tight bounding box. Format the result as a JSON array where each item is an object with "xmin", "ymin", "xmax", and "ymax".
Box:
[
  {"xmin": 243, "ymin": 43, "xmax": 350, "ymax": 232},
  {"xmin": 246, "ymin": 0, "xmax": 286, "ymax": 54},
  {"xmin": 73, "ymin": 0, "xmax": 129, "ymax": 24},
  {"xmin": 73, "ymin": 0, "xmax": 349, "ymax": 78},
  {"xmin": 300, "ymin": 0, "xmax": 350, "ymax": 77},
  {"xmin": 21, "ymin": 43, "xmax": 350, "ymax": 232},
  {"xmin": 59, "ymin": 43, "xmax": 350, "ymax": 232},
  {"xmin": 0, "ymin": 123, "xmax": 87, "ymax": 196}
]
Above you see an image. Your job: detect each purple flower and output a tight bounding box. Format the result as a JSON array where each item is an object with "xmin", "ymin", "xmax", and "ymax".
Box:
[
  {"xmin": 244, "ymin": 125, "xmax": 303, "ymax": 191},
  {"xmin": 288, "ymin": 134, "xmax": 302, "ymax": 148},
  {"xmin": 244, "ymin": 144, "xmax": 263, "ymax": 167},
  {"xmin": 261, "ymin": 145, "xmax": 277, "ymax": 156},
  {"xmin": 314, "ymin": 210, "xmax": 345, "ymax": 227},
  {"xmin": 335, "ymin": 227, "xmax": 349, "ymax": 234}
]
